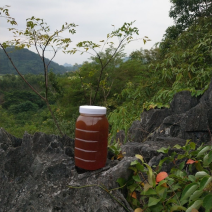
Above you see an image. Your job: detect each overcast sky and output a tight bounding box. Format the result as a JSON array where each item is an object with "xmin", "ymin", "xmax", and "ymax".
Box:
[{"xmin": 1, "ymin": 0, "xmax": 174, "ymax": 65}]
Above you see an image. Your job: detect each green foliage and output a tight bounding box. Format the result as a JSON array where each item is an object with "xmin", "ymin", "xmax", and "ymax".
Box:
[
  {"xmin": 2, "ymin": 90, "xmax": 45, "ymax": 109},
  {"xmin": 0, "ymin": 73, "xmax": 77, "ymax": 138},
  {"xmin": 9, "ymin": 100, "xmax": 39, "ymax": 113},
  {"xmin": 117, "ymin": 141, "xmax": 212, "ymax": 211},
  {"xmin": 0, "ymin": 5, "xmax": 17, "ymax": 26},
  {"xmin": 66, "ymin": 21, "xmax": 149, "ymax": 105},
  {"xmin": 169, "ymin": 0, "xmax": 212, "ymax": 31},
  {"xmin": 150, "ymin": 17, "xmax": 212, "ymax": 106},
  {"xmin": 108, "ymin": 142, "xmax": 124, "ymax": 161},
  {"xmin": 0, "ymin": 74, "xmax": 44, "ymax": 91}
]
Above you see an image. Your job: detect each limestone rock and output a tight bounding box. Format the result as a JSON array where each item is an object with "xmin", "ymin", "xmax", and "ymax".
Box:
[{"xmin": 0, "ymin": 128, "xmax": 133, "ymax": 212}]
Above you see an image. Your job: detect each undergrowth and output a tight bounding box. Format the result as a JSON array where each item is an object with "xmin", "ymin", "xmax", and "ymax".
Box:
[{"xmin": 117, "ymin": 140, "xmax": 212, "ymax": 212}]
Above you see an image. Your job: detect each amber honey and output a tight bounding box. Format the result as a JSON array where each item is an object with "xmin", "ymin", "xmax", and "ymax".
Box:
[{"xmin": 74, "ymin": 106, "xmax": 109, "ymax": 170}]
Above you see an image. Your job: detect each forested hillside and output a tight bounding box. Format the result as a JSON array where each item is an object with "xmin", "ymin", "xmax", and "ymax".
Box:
[{"xmin": 0, "ymin": 47, "xmax": 67, "ymax": 74}]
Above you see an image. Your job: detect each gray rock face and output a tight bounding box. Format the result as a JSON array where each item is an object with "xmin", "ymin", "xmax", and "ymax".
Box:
[
  {"xmin": 128, "ymin": 86, "xmax": 212, "ymax": 144},
  {"xmin": 0, "ymin": 128, "xmax": 134, "ymax": 212}
]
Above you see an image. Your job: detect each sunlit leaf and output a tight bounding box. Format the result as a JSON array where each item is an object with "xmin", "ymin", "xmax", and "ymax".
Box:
[
  {"xmin": 134, "ymin": 208, "xmax": 143, "ymax": 212},
  {"xmin": 135, "ymin": 154, "xmax": 144, "ymax": 162}
]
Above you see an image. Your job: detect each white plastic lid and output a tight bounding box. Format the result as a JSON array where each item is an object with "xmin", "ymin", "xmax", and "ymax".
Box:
[{"xmin": 79, "ymin": 105, "xmax": 107, "ymax": 114}]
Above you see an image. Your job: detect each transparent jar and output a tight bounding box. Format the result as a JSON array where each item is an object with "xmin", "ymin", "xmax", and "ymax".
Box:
[{"xmin": 74, "ymin": 106, "xmax": 109, "ymax": 170}]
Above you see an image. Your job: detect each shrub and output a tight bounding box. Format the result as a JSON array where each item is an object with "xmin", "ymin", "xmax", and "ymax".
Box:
[
  {"xmin": 117, "ymin": 141, "xmax": 212, "ymax": 211},
  {"xmin": 9, "ymin": 100, "xmax": 39, "ymax": 113}
]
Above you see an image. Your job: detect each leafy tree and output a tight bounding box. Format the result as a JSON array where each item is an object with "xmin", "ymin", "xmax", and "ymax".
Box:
[
  {"xmin": 169, "ymin": 0, "xmax": 212, "ymax": 31},
  {"xmin": 2, "ymin": 91, "xmax": 45, "ymax": 109},
  {"xmin": 0, "ymin": 7, "xmax": 77, "ymax": 136},
  {"xmin": 9, "ymin": 101, "xmax": 39, "ymax": 113},
  {"xmin": 66, "ymin": 21, "xmax": 150, "ymax": 105},
  {"xmin": 129, "ymin": 48, "xmax": 161, "ymax": 64},
  {"xmin": 78, "ymin": 45, "xmax": 126, "ymax": 105},
  {"xmin": 148, "ymin": 16, "xmax": 212, "ymax": 107}
]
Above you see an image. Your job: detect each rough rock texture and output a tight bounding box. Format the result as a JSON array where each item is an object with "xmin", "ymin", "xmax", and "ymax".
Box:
[
  {"xmin": 0, "ymin": 128, "xmax": 134, "ymax": 212},
  {"xmin": 128, "ymin": 85, "xmax": 212, "ymax": 144}
]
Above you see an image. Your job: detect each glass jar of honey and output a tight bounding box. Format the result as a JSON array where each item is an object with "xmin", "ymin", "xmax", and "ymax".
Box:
[{"xmin": 74, "ymin": 106, "xmax": 109, "ymax": 170}]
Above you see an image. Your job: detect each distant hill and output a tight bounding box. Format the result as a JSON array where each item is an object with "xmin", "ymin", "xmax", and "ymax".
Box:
[
  {"xmin": 0, "ymin": 47, "xmax": 67, "ymax": 75},
  {"xmin": 63, "ymin": 63, "xmax": 73, "ymax": 67},
  {"xmin": 63, "ymin": 63, "xmax": 82, "ymax": 72}
]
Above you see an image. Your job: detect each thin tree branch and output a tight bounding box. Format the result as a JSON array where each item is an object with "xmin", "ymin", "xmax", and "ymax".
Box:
[
  {"xmin": 46, "ymin": 101, "xmax": 64, "ymax": 136},
  {"xmin": 77, "ymin": 72, "xmax": 87, "ymax": 102},
  {"xmin": 33, "ymin": 30, "xmax": 42, "ymax": 60},
  {"xmin": 92, "ymin": 36, "xmax": 126, "ymax": 104},
  {"xmin": 47, "ymin": 46, "xmax": 57, "ymax": 69}
]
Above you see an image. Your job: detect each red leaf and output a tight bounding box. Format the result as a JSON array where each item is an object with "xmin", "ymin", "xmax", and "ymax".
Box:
[
  {"xmin": 156, "ymin": 172, "xmax": 168, "ymax": 183},
  {"xmin": 186, "ymin": 159, "xmax": 198, "ymax": 164}
]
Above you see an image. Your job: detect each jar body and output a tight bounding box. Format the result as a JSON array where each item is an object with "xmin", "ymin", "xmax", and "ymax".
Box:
[{"xmin": 74, "ymin": 113, "xmax": 109, "ymax": 170}]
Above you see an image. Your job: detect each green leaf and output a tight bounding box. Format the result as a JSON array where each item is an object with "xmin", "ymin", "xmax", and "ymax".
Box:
[
  {"xmin": 128, "ymin": 184, "xmax": 138, "ymax": 193},
  {"xmin": 136, "ymin": 163, "xmax": 144, "ymax": 171},
  {"xmin": 156, "ymin": 186, "xmax": 167, "ymax": 199},
  {"xmin": 203, "ymin": 154, "xmax": 209, "ymax": 167},
  {"xmin": 195, "ymin": 161, "xmax": 204, "ymax": 171},
  {"xmin": 177, "ymin": 154, "xmax": 186, "ymax": 160},
  {"xmin": 189, "ymin": 190, "xmax": 203, "ymax": 203},
  {"xmin": 166, "ymin": 198, "xmax": 178, "ymax": 205},
  {"xmin": 144, "ymin": 188, "xmax": 157, "ymax": 195},
  {"xmin": 174, "ymin": 169, "xmax": 186, "ymax": 178},
  {"xmin": 149, "ymin": 203, "xmax": 164, "ymax": 212},
  {"xmin": 189, "ymin": 142, "xmax": 196, "ymax": 150},
  {"xmin": 157, "ymin": 147, "xmax": 169, "ymax": 154},
  {"xmin": 116, "ymin": 177, "xmax": 126, "ymax": 187},
  {"xmin": 170, "ymin": 205, "xmax": 187, "ymax": 211},
  {"xmin": 132, "ymin": 174, "xmax": 141, "ymax": 182},
  {"xmin": 129, "ymin": 167, "xmax": 137, "ymax": 173},
  {"xmin": 148, "ymin": 197, "xmax": 161, "ymax": 207},
  {"xmin": 158, "ymin": 157, "xmax": 171, "ymax": 167},
  {"xmin": 145, "ymin": 163, "xmax": 156, "ymax": 186},
  {"xmin": 195, "ymin": 171, "xmax": 209, "ymax": 179},
  {"xmin": 207, "ymin": 151, "xmax": 212, "ymax": 164},
  {"xmin": 179, "ymin": 161, "xmax": 185, "ymax": 170},
  {"xmin": 197, "ymin": 146, "xmax": 211, "ymax": 158},
  {"xmin": 199, "ymin": 176, "xmax": 212, "ymax": 190},
  {"xmin": 158, "ymin": 180, "xmax": 167, "ymax": 186},
  {"xmin": 171, "ymin": 184, "xmax": 182, "ymax": 191},
  {"xmin": 203, "ymin": 194, "xmax": 212, "ymax": 211},
  {"xmin": 143, "ymin": 183, "xmax": 152, "ymax": 192},
  {"xmin": 130, "ymin": 160, "xmax": 139, "ymax": 166},
  {"xmin": 173, "ymin": 144, "xmax": 182, "ymax": 149},
  {"xmin": 180, "ymin": 183, "xmax": 199, "ymax": 201},
  {"xmin": 185, "ymin": 200, "xmax": 203, "ymax": 212},
  {"xmin": 135, "ymin": 154, "xmax": 144, "ymax": 163},
  {"xmin": 188, "ymin": 175, "xmax": 196, "ymax": 182}
]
